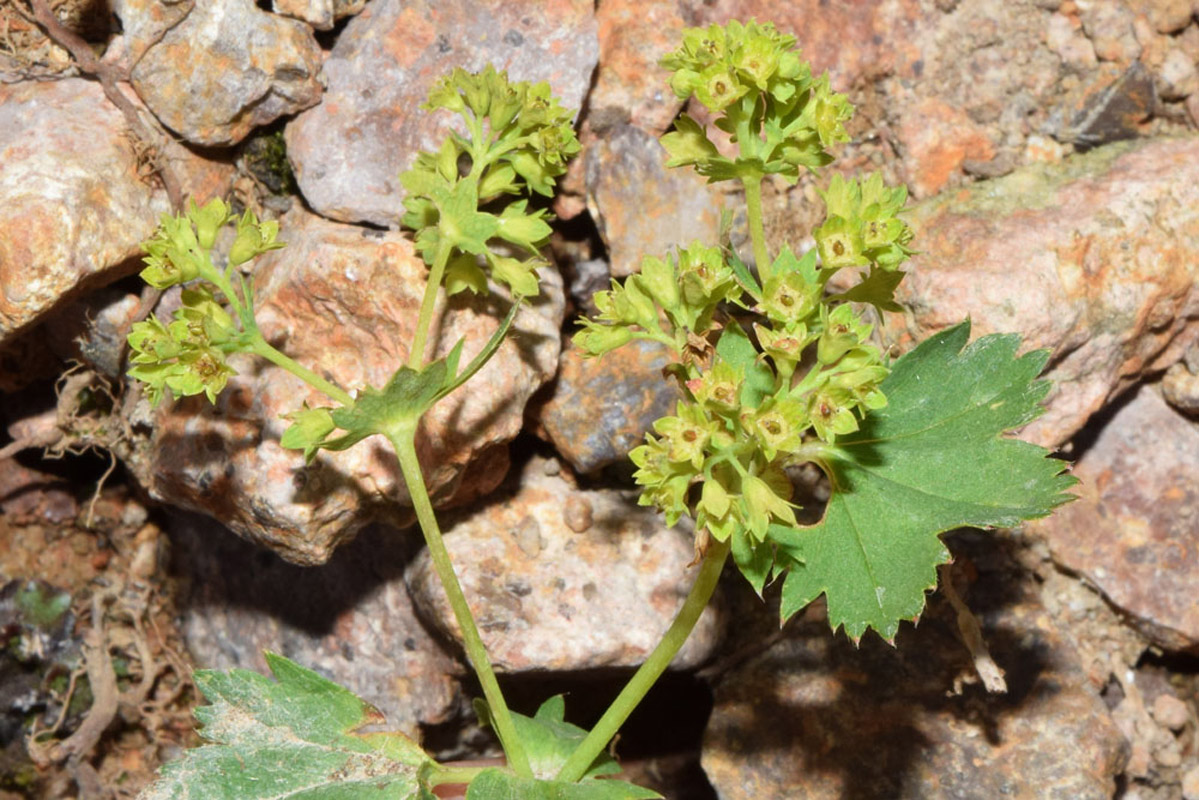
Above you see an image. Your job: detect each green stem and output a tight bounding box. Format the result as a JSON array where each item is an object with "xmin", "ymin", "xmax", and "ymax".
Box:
[
  {"xmin": 742, "ymin": 175, "xmax": 771, "ymax": 283},
  {"xmin": 388, "ymin": 427, "xmax": 533, "ymax": 779},
  {"xmin": 555, "ymin": 538, "xmax": 731, "ymax": 783},
  {"xmin": 246, "ymin": 336, "xmax": 354, "ymax": 407},
  {"xmin": 409, "ymin": 238, "xmax": 454, "ymax": 370}
]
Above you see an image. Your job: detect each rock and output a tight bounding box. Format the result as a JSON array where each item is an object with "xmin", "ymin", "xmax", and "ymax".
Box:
[
  {"xmin": 1127, "ymin": 0, "xmax": 1196, "ymax": 35},
  {"xmin": 0, "ymin": 79, "xmax": 167, "ymax": 343},
  {"xmin": 1047, "ymin": 11, "xmax": 1100, "ymax": 69},
  {"xmin": 1184, "ymin": 763, "xmax": 1199, "ymax": 800},
  {"xmin": 1151, "ymin": 693, "xmax": 1191, "ymax": 731},
  {"xmin": 883, "ymin": 137, "xmax": 1199, "ymax": 447},
  {"xmin": 0, "ymin": 457, "xmax": 76, "ymax": 526},
  {"xmin": 588, "ymin": 0, "xmax": 686, "ymax": 134},
  {"xmin": 1048, "ymin": 62, "xmax": 1156, "ymax": 147},
  {"xmin": 273, "ymin": 0, "xmax": 366, "ymax": 31},
  {"xmin": 536, "ymin": 338, "xmax": 681, "ymax": 474},
  {"xmin": 892, "ymin": 94, "xmax": 996, "ymax": 198},
  {"xmin": 1031, "ymin": 386, "xmax": 1199, "ymax": 651},
  {"xmin": 285, "ymin": 0, "xmax": 598, "ymax": 228},
  {"xmin": 1163, "ymin": 359, "xmax": 1199, "ymax": 413},
  {"xmin": 169, "ymin": 513, "xmax": 459, "ymax": 737},
  {"xmin": 126, "ymin": 0, "xmax": 323, "ymax": 146},
  {"xmin": 702, "ymin": 532, "xmax": 1128, "ymax": 799},
  {"xmin": 584, "ymin": 124, "xmax": 726, "ymax": 277},
  {"xmin": 405, "ymin": 456, "xmax": 722, "ymax": 672},
  {"xmin": 1157, "ymin": 46, "xmax": 1199, "ymax": 100},
  {"xmin": 1081, "ymin": 0, "xmax": 1143, "ymax": 63},
  {"xmin": 693, "ymin": 0, "xmax": 925, "ymax": 88},
  {"xmin": 128, "ymin": 204, "xmax": 564, "ymax": 565}
]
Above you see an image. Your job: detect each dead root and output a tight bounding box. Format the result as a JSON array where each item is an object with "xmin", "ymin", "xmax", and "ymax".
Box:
[{"xmin": 27, "ymin": 576, "xmax": 194, "ymax": 799}]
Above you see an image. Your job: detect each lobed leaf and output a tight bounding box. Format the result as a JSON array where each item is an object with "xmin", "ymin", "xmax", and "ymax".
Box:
[
  {"xmin": 770, "ymin": 322, "xmax": 1077, "ymax": 641},
  {"xmin": 139, "ymin": 653, "xmax": 435, "ymax": 799}
]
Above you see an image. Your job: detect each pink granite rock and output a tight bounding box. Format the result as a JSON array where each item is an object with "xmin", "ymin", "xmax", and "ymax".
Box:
[
  {"xmin": 131, "ymin": 204, "xmax": 564, "ymax": 565},
  {"xmin": 0, "ymin": 79, "xmax": 229, "ymax": 344},
  {"xmin": 126, "ymin": 0, "xmax": 324, "ymax": 146},
  {"xmin": 883, "ymin": 137, "xmax": 1199, "ymax": 447},
  {"xmin": 1031, "ymin": 386, "xmax": 1199, "ymax": 651},
  {"xmin": 405, "ymin": 456, "xmax": 723, "ymax": 672},
  {"xmin": 285, "ymin": 0, "xmax": 598, "ymax": 228}
]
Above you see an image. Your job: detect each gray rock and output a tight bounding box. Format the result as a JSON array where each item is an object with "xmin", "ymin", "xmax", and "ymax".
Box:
[
  {"xmin": 126, "ymin": 204, "xmax": 564, "ymax": 565},
  {"xmin": 285, "ymin": 0, "xmax": 598, "ymax": 227},
  {"xmin": 584, "ymin": 124, "xmax": 727, "ymax": 277},
  {"xmin": 702, "ymin": 532, "xmax": 1128, "ymax": 799},
  {"xmin": 405, "ymin": 456, "xmax": 722, "ymax": 672},
  {"xmin": 169, "ymin": 512, "xmax": 460, "ymax": 738},
  {"xmin": 126, "ymin": 0, "xmax": 324, "ymax": 146},
  {"xmin": 536, "ymin": 338, "xmax": 681, "ymax": 474}
]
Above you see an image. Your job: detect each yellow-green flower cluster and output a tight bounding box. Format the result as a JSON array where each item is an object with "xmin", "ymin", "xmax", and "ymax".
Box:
[
  {"xmin": 658, "ymin": 19, "xmax": 854, "ymax": 183},
  {"xmin": 127, "ymin": 199, "xmax": 281, "ymax": 405},
  {"xmin": 815, "ymin": 173, "xmax": 915, "ymax": 272},
  {"xmin": 400, "ymin": 66, "xmax": 580, "ymax": 299}
]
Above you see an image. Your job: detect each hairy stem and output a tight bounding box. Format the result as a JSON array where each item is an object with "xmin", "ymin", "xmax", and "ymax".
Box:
[
  {"xmin": 409, "ymin": 238, "xmax": 454, "ymax": 370},
  {"xmin": 388, "ymin": 427, "xmax": 532, "ymax": 779},
  {"xmin": 742, "ymin": 175, "xmax": 771, "ymax": 283},
  {"xmin": 555, "ymin": 538, "xmax": 731, "ymax": 783}
]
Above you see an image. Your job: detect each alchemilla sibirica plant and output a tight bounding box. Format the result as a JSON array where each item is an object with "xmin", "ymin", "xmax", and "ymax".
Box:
[{"xmin": 132, "ymin": 20, "xmax": 1074, "ymax": 800}]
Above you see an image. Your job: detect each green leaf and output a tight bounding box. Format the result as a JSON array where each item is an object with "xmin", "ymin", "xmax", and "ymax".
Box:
[
  {"xmin": 329, "ymin": 360, "xmax": 450, "ymax": 447},
  {"xmin": 714, "ymin": 320, "xmax": 773, "ymax": 409},
  {"xmin": 475, "ymin": 696, "xmax": 619, "ymax": 782},
  {"xmin": 139, "ymin": 653, "xmax": 435, "ymax": 799},
  {"xmin": 771, "ymin": 322, "xmax": 1077, "ymax": 642},
  {"xmin": 464, "ymin": 770, "xmax": 660, "ymax": 800}
]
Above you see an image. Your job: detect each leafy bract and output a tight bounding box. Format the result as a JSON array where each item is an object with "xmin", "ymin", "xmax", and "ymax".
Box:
[
  {"xmin": 139, "ymin": 653, "xmax": 436, "ymax": 800},
  {"xmin": 770, "ymin": 322, "xmax": 1077, "ymax": 641},
  {"xmin": 465, "ymin": 770, "xmax": 660, "ymax": 800},
  {"xmin": 469, "ymin": 697, "xmax": 660, "ymax": 798}
]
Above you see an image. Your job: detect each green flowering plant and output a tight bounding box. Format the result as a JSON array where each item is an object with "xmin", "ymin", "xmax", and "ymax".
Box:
[{"xmin": 133, "ymin": 21, "xmax": 1072, "ymax": 800}]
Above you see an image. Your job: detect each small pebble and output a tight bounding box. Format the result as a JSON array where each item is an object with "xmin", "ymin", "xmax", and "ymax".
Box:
[
  {"xmin": 563, "ymin": 496, "xmax": 594, "ymax": 533},
  {"xmin": 1182, "ymin": 762, "xmax": 1199, "ymax": 800},
  {"xmin": 1152, "ymin": 693, "xmax": 1191, "ymax": 732},
  {"xmin": 512, "ymin": 515, "xmax": 543, "ymax": 558}
]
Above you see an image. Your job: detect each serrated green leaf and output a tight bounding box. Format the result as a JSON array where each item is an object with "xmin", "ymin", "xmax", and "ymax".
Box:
[
  {"xmin": 464, "ymin": 770, "xmax": 661, "ymax": 800},
  {"xmin": 331, "ymin": 360, "xmax": 450, "ymax": 443},
  {"xmin": 731, "ymin": 533, "xmax": 774, "ymax": 596},
  {"xmin": 487, "ymin": 696, "xmax": 619, "ymax": 781},
  {"xmin": 714, "ymin": 320, "xmax": 773, "ymax": 409},
  {"xmin": 139, "ymin": 653, "xmax": 434, "ymax": 800},
  {"xmin": 770, "ymin": 322, "xmax": 1077, "ymax": 641}
]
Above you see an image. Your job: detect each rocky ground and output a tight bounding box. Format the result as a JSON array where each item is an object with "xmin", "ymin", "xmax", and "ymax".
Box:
[{"xmin": 1, "ymin": 0, "xmax": 1199, "ymax": 798}]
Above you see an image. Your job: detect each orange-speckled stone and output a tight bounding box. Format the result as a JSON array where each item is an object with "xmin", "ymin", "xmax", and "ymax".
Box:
[
  {"xmin": 405, "ymin": 456, "xmax": 722, "ymax": 672},
  {"xmin": 273, "ymin": 0, "xmax": 366, "ymax": 31},
  {"xmin": 0, "ymin": 79, "xmax": 230, "ymax": 344},
  {"xmin": 884, "ymin": 137, "xmax": 1199, "ymax": 447},
  {"xmin": 1031, "ymin": 386, "xmax": 1199, "ymax": 651},
  {"xmin": 128, "ymin": 0, "xmax": 323, "ymax": 146},
  {"xmin": 133, "ymin": 204, "xmax": 564, "ymax": 565},
  {"xmin": 590, "ymin": 0, "xmax": 686, "ymax": 134},
  {"xmin": 286, "ymin": 0, "xmax": 598, "ymax": 228},
  {"xmin": 894, "ymin": 95, "xmax": 997, "ymax": 198}
]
